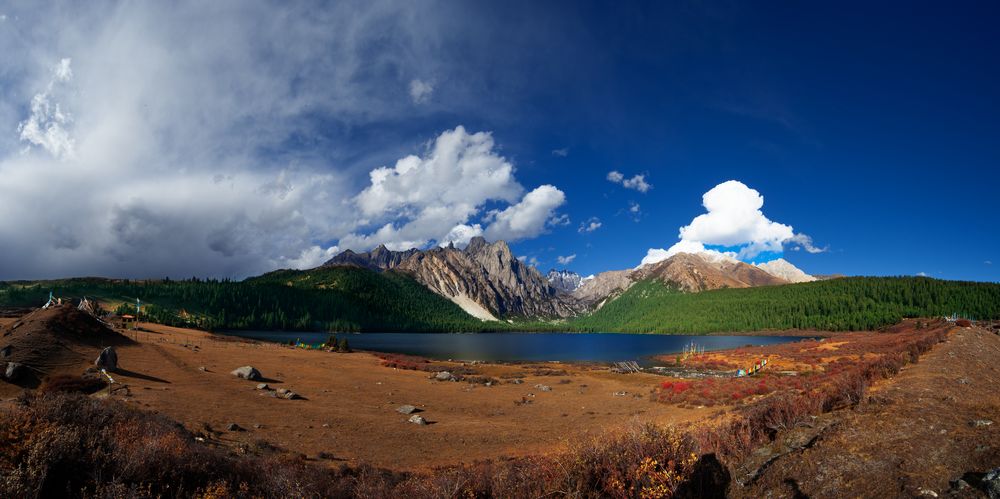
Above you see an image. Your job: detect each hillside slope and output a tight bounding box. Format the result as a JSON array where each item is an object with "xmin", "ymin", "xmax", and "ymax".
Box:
[
  {"xmin": 0, "ymin": 267, "xmax": 488, "ymax": 332},
  {"xmin": 572, "ymin": 276, "xmax": 1000, "ymax": 333}
]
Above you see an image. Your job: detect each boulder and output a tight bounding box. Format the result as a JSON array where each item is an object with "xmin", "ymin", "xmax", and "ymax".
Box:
[
  {"xmin": 276, "ymin": 388, "xmax": 300, "ymax": 400},
  {"xmin": 4, "ymin": 362, "xmax": 24, "ymax": 381},
  {"xmin": 408, "ymin": 414, "xmax": 428, "ymax": 425},
  {"xmin": 95, "ymin": 347, "xmax": 118, "ymax": 371},
  {"xmin": 396, "ymin": 404, "xmax": 419, "ymax": 415},
  {"xmin": 231, "ymin": 366, "xmax": 262, "ymax": 381},
  {"xmin": 227, "ymin": 423, "xmax": 244, "ymax": 432},
  {"xmin": 434, "ymin": 371, "xmax": 456, "ymax": 382},
  {"xmin": 983, "ymin": 468, "xmax": 1000, "ymax": 499}
]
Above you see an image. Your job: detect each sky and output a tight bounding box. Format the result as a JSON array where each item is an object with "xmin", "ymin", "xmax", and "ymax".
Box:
[{"xmin": 0, "ymin": 1, "xmax": 997, "ymax": 282}]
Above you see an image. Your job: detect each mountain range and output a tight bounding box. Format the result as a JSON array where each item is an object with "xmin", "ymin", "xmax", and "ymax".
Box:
[{"xmin": 324, "ymin": 237, "xmax": 817, "ymax": 321}]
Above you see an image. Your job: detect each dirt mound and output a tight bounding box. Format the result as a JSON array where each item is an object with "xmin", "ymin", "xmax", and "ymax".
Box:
[{"xmin": 0, "ymin": 305, "xmax": 132, "ymax": 388}]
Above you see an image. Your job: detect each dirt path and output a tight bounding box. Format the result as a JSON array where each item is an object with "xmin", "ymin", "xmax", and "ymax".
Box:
[
  {"xmin": 103, "ymin": 323, "xmax": 709, "ymax": 470},
  {"xmin": 732, "ymin": 326, "xmax": 1000, "ymax": 498}
]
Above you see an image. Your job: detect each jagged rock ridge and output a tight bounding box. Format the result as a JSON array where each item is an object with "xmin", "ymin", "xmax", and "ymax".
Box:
[
  {"xmin": 546, "ymin": 269, "xmax": 584, "ymax": 293},
  {"xmin": 324, "ymin": 238, "xmax": 581, "ymax": 319}
]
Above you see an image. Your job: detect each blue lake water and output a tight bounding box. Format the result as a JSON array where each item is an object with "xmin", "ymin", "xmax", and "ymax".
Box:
[{"xmin": 225, "ymin": 331, "xmax": 809, "ymax": 365}]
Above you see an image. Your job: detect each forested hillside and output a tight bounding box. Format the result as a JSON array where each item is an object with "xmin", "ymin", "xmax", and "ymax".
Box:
[
  {"xmin": 3, "ymin": 273, "xmax": 998, "ymax": 335},
  {"xmin": 0, "ymin": 267, "xmax": 489, "ymax": 332},
  {"xmin": 571, "ymin": 276, "xmax": 1000, "ymax": 333}
]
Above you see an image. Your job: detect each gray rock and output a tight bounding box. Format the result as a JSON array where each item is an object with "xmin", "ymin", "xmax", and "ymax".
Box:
[
  {"xmin": 408, "ymin": 414, "xmax": 428, "ymax": 425},
  {"xmin": 509, "ymin": 378, "xmax": 524, "ymax": 385},
  {"xmin": 4, "ymin": 362, "xmax": 24, "ymax": 381},
  {"xmin": 396, "ymin": 404, "xmax": 419, "ymax": 414},
  {"xmin": 256, "ymin": 383, "xmax": 270, "ymax": 390},
  {"xmin": 971, "ymin": 419, "xmax": 994, "ymax": 427},
  {"xmin": 231, "ymin": 366, "xmax": 262, "ymax": 381},
  {"xmin": 983, "ymin": 468, "xmax": 1000, "ymax": 499},
  {"xmin": 0, "ymin": 345, "xmax": 11, "ymax": 358},
  {"xmin": 435, "ymin": 371, "xmax": 456, "ymax": 381},
  {"xmin": 95, "ymin": 347, "xmax": 118, "ymax": 371},
  {"xmin": 275, "ymin": 388, "xmax": 300, "ymax": 400},
  {"xmin": 534, "ymin": 384, "xmax": 552, "ymax": 392}
]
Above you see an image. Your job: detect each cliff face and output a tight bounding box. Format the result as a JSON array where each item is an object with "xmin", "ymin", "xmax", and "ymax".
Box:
[
  {"xmin": 397, "ymin": 238, "xmax": 581, "ymax": 319},
  {"xmin": 325, "ymin": 238, "xmax": 581, "ymax": 319}
]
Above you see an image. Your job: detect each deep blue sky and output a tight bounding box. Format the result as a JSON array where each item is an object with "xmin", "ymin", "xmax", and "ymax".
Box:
[
  {"xmin": 0, "ymin": 1, "xmax": 997, "ymax": 281},
  {"xmin": 446, "ymin": 1, "xmax": 1000, "ymax": 281}
]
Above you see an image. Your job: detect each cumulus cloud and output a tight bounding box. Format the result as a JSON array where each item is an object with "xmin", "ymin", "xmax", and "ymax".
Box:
[
  {"xmin": 409, "ymin": 79, "xmax": 434, "ymax": 104},
  {"xmin": 483, "ymin": 185, "xmax": 566, "ymax": 242},
  {"xmin": 341, "ymin": 126, "xmax": 565, "ymax": 250},
  {"xmin": 607, "ymin": 170, "xmax": 651, "ymax": 193},
  {"xmin": 641, "ymin": 180, "xmax": 824, "ymax": 266},
  {"xmin": 557, "ymin": 254, "xmax": 576, "ymax": 265},
  {"xmin": 578, "ymin": 217, "xmax": 602, "ymax": 233}
]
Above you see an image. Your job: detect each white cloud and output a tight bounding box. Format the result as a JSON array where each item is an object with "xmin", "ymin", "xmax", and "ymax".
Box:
[
  {"xmin": 984, "ymin": 260, "xmax": 992, "ymax": 265},
  {"xmin": 578, "ymin": 217, "xmax": 602, "ymax": 233},
  {"xmin": 557, "ymin": 254, "xmax": 576, "ymax": 265},
  {"xmin": 343, "ymin": 126, "xmax": 564, "ymax": 250},
  {"xmin": 483, "ymin": 185, "xmax": 566, "ymax": 242},
  {"xmin": 916, "ymin": 272, "xmax": 928, "ymax": 277},
  {"xmin": 623, "ymin": 174, "xmax": 651, "ymax": 193},
  {"xmin": 409, "ymin": 79, "xmax": 434, "ymax": 104},
  {"xmin": 607, "ymin": 170, "xmax": 651, "ymax": 193},
  {"xmin": 17, "ymin": 58, "xmax": 76, "ymax": 160},
  {"xmin": 439, "ymin": 223, "xmax": 483, "ymax": 248},
  {"xmin": 517, "ymin": 255, "xmax": 540, "ymax": 267},
  {"xmin": 283, "ymin": 245, "xmax": 341, "ymax": 270},
  {"xmin": 629, "ymin": 201, "xmax": 640, "ymax": 213},
  {"xmin": 788, "ymin": 233, "xmax": 827, "ymax": 254},
  {"xmin": 642, "ymin": 180, "xmax": 823, "ymax": 266},
  {"xmin": 551, "ymin": 148, "xmax": 568, "ymax": 157},
  {"xmin": 548, "ymin": 213, "xmax": 571, "ymax": 226}
]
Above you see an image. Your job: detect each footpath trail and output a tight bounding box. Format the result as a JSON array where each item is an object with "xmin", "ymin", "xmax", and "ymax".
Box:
[{"xmin": 733, "ymin": 325, "xmax": 1000, "ymax": 498}]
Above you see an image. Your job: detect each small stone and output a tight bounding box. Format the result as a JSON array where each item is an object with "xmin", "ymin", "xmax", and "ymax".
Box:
[
  {"xmin": 198, "ymin": 366, "xmax": 208, "ymax": 372},
  {"xmin": 509, "ymin": 378, "xmax": 524, "ymax": 385},
  {"xmin": 322, "ymin": 423, "xmax": 330, "ymax": 428},
  {"xmin": 434, "ymin": 371, "xmax": 456, "ymax": 382},
  {"xmin": 227, "ymin": 423, "xmax": 244, "ymax": 432},
  {"xmin": 231, "ymin": 366, "xmax": 262, "ymax": 381},
  {"xmin": 4, "ymin": 362, "xmax": 24, "ymax": 381},
  {"xmin": 971, "ymin": 419, "xmax": 994, "ymax": 427},
  {"xmin": 534, "ymin": 384, "xmax": 552, "ymax": 392},
  {"xmin": 917, "ymin": 488, "xmax": 937, "ymax": 497},
  {"xmin": 256, "ymin": 383, "xmax": 270, "ymax": 390},
  {"xmin": 408, "ymin": 414, "xmax": 428, "ymax": 425},
  {"xmin": 253, "ymin": 424, "xmax": 263, "ymax": 429},
  {"xmin": 396, "ymin": 404, "xmax": 419, "ymax": 415}
]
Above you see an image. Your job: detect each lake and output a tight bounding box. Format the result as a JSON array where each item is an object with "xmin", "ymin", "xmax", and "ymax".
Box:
[{"xmin": 226, "ymin": 331, "xmax": 809, "ymax": 366}]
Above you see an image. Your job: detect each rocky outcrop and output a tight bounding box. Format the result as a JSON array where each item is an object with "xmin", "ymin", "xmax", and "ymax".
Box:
[
  {"xmin": 546, "ymin": 269, "xmax": 584, "ymax": 293},
  {"xmin": 323, "ymin": 245, "xmax": 419, "ymax": 270},
  {"xmin": 398, "ymin": 238, "xmax": 581, "ymax": 319},
  {"xmin": 573, "ymin": 270, "xmax": 634, "ymax": 308},
  {"xmin": 755, "ymin": 258, "xmax": 816, "ymax": 283}
]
